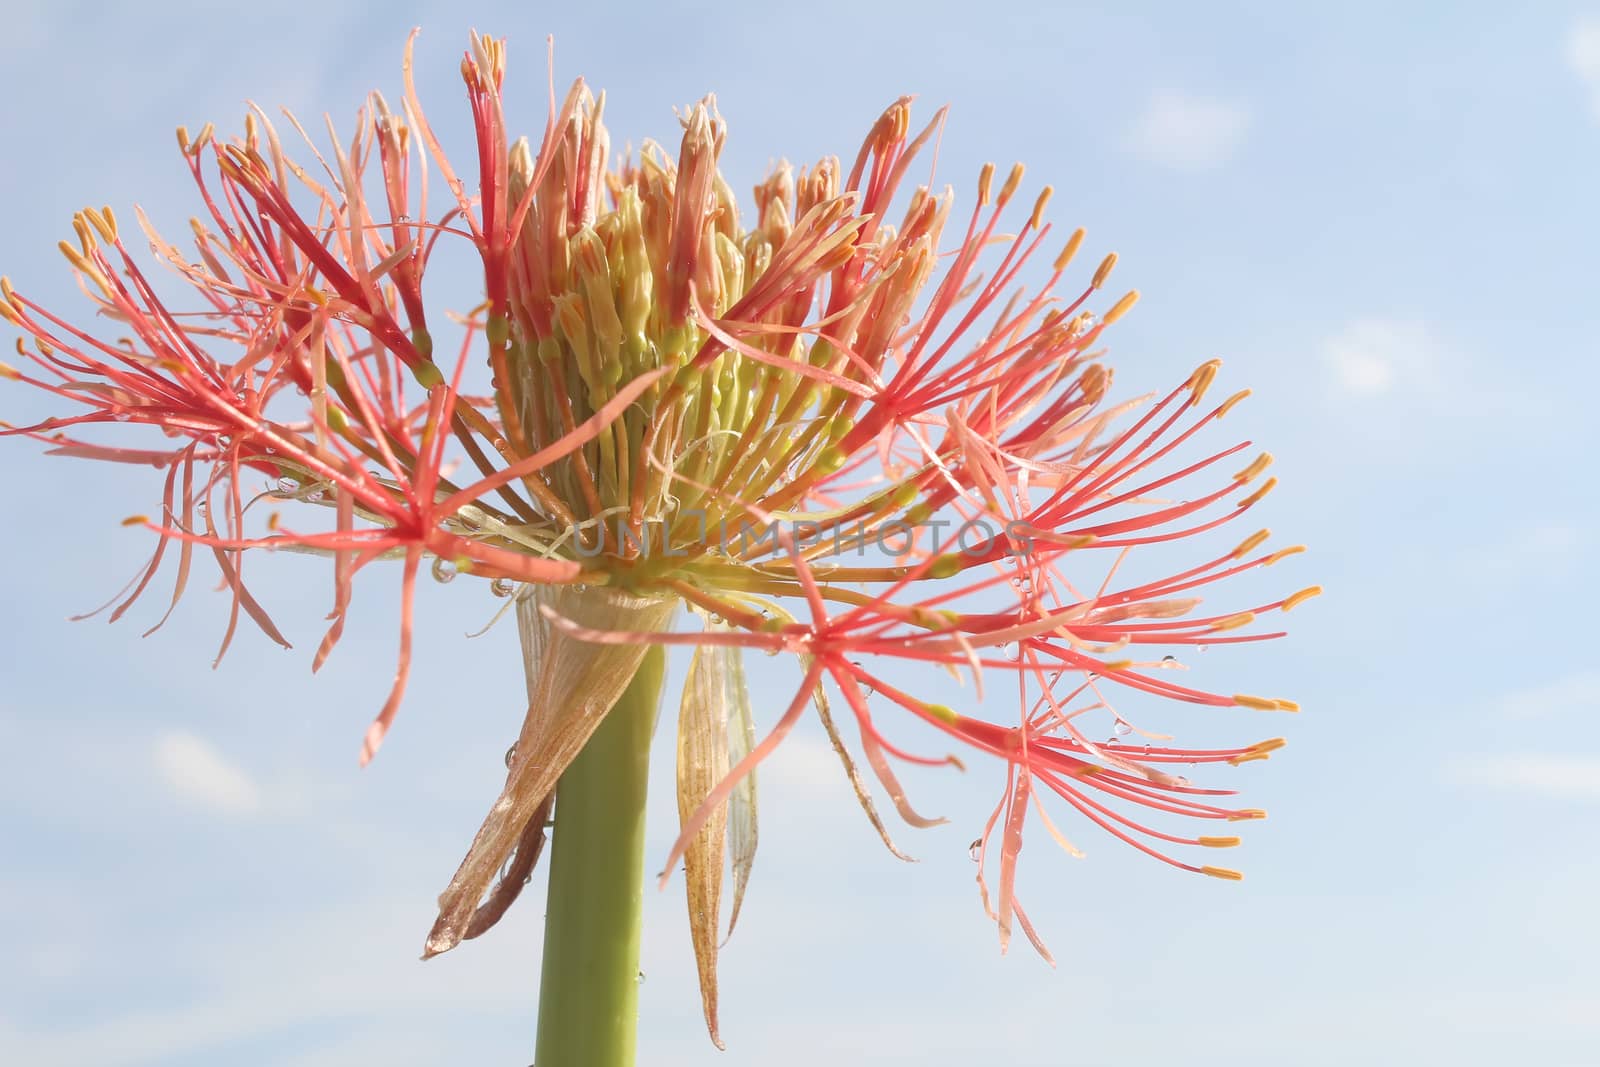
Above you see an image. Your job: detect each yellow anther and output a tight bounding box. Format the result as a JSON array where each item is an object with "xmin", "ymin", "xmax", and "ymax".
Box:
[
  {"xmin": 85, "ymin": 206, "xmax": 118, "ymax": 243},
  {"xmin": 1028, "ymin": 184, "xmax": 1053, "ymax": 229},
  {"xmin": 1228, "ymin": 751, "xmax": 1271, "ymax": 765},
  {"xmin": 1210, "ymin": 611, "xmax": 1256, "ymax": 632},
  {"xmin": 1102, "ymin": 289, "xmax": 1140, "ymax": 325},
  {"xmin": 1231, "ymin": 528, "xmax": 1270, "ymax": 558},
  {"xmin": 1187, "ymin": 359, "xmax": 1221, "ymax": 405},
  {"xmin": 176, "ymin": 125, "xmax": 190, "ymax": 152},
  {"xmin": 1273, "ymin": 699, "xmax": 1301, "ymax": 713},
  {"xmin": 1216, "ymin": 388, "xmax": 1251, "ymax": 417},
  {"xmin": 1227, "ymin": 809, "xmax": 1268, "ymax": 822},
  {"xmin": 1233, "ymin": 452, "xmax": 1274, "ymax": 483},
  {"xmin": 1101, "ymin": 659, "xmax": 1133, "ymax": 672},
  {"xmin": 998, "ymin": 162, "xmax": 1025, "ymax": 206},
  {"xmin": 57, "ymin": 240, "xmax": 94, "ymax": 274},
  {"xmin": 1251, "ymin": 737, "xmax": 1288, "ymax": 754},
  {"xmin": 267, "ymin": 511, "xmax": 282, "ymax": 531},
  {"xmin": 1201, "ymin": 866, "xmax": 1244, "ymax": 881},
  {"xmin": 1091, "ymin": 251, "xmax": 1118, "ymax": 289},
  {"xmin": 121, "ymin": 515, "xmax": 150, "ymax": 527},
  {"xmin": 1198, "ymin": 836, "xmax": 1241, "ymax": 848},
  {"xmin": 0, "ymin": 361, "xmax": 20, "ymax": 380},
  {"xmin": 1236, "ymin": 476, "xmax": 1278, "ymax": 509},
  {"xmin": 977, "ymin": 162, "xmax": 995, "ymax": 205},
  {"xmin": 1053, "ymin": 227, "xmax": 1086, "ymax": 271},
  {"xmin": 1283, "ymin": 585, "xmax": 1322, "ymax": 611},
  {"xmin": 1233, "ymin": 694, "xmax": 1281, "ymax": 711},
  {"xmin": 925, "ymin": 703, "xmax": 958, "ymax": 725},
  {"xmin": 72, "ymin": 216, "xmax": 94, "ymax": 253},
  {"xmin": 1264, "ymin": 544, "xmax": 1305, "ymax": 565}
]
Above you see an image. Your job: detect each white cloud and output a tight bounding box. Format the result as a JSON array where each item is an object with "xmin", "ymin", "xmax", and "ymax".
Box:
[
  {"xmin": 1123, "ymin": 90, "xmax": 1250, "ymax": 171},
  {"xmin": 1502, "ymin": 672, "xmax": 1600, "ymax": 719},
  {"xmin": 152, "ymin": 731, "xmax": 262, "ymax": 816},
  {"xmin": 1446, "ymin": 754, "xmax": 1600, "ymax": 800},
  {"xmin": 1322, "ymin": 317, "xmax": 1439, "ymax": 395},
  {"xmin": 1569, "ymin": 17, "xmax": 1600, "ymax": 119}
]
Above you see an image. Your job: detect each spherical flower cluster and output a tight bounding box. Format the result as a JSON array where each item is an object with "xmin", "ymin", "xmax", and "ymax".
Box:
[{"xmin": 0, "ymin": 31, "xmax": 1315, "ymax": 1043}]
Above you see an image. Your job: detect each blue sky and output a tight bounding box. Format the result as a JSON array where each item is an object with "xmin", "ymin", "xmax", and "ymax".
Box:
[{"xmin": 2, "ymin": 2, "xmax": 1598, "ymax": 1064}]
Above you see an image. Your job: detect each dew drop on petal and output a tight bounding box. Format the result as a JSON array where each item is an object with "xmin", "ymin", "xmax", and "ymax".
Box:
[
  {"xmin": 504, "ymin": 742, "xmax": 518, "ymax": 769},
  {"xmin": 1162, "ymin": 654, "xmax": 1177, "ymax": 663},
  {"xmin": 968, "ymin": 838, "xmax": 983, "ymax": 862},
  {"xmin": 270, "ymin": 477, "xmax": 297, "ymax": 497},
  {"xmin": 432, "ymin": 557, "xmax": 458, "ymax": 583},
  {"xmin": 1113, "ymin": 719, "xmax": 1133, "ymax": 736}
]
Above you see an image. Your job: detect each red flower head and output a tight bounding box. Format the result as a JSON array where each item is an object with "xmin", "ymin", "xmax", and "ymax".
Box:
[{"xmin": 0, "ymin": 31, "xmax": 1316, "ymax": 1044}]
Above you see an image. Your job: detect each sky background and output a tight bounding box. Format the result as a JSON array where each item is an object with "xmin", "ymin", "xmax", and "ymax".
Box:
[{"xmin": 2, "ymin": 2, "xmax": 1598, "ymax": 1064}]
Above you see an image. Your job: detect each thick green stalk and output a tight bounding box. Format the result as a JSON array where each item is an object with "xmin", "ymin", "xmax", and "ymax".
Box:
[{"xmin": 534, "ymin": 646, "xmax": 665, "ymax": 1067}]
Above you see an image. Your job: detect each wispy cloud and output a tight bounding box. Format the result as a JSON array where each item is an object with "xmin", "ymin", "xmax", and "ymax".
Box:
[
  {"xmin": 1123, "ymin": 90, "xmax": 1250, "ymax": 171},
  {"xmin": 1569, "ymin": 17, "xmax": 1600, "ymax": 119},
  {"xmin": 152, "ymin": 731, "xmax": 263, "ymax": 816},
  {"xmin": 1321, "ymin": 317, "xmax": 1439, "ymax": 395},
  {"xmin": 1501, "ymin": 672, "xmax": 1600, "ymax": 719},
  {"xmin": 1445, "ymin": 754, "xmax": 1600, "ymax": 800},
  {"xmin": 1455, "ymin": 521, "xmax": 1586, "ymax": 579}
]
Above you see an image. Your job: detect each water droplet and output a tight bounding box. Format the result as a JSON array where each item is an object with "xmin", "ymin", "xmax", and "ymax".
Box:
[
  {"xmin": 1197, "ymin": 644, "xmax": 1210, "ymax": 653},
  {"xmin": 490, "ymin": 577, "xmax": 516, "ymax": 597},
  {"xmin": 1113, "ymin": 719, "xmax": 1133, "ymax": 736},
  {"xmin": 635, "ymin": 971, "xmax": 647, "ymax": 985},
  {"xmin": 305, "ymin": 489, "xmax": 325, "ymax": 503},
  {"xmin": 1172, "ymin": 775, "xmax": 1190, "ymax": 787},
  {"xmin": 270, "ymin": 477, "xmax": 297, "ymax": 497},
  {"xmin": 504, "ymin": 742, "xmax": 518, "ymax": 769},
  {"xmin": 396, "ymin": 213, "xmax": 412, "ymax": 223},
  {"xmin": 432, "ymin": 557, "xmax": 458, "ymax": 583},
  {"xmin": 968, "ymin": 838, "xmax": 983, "ymax": 862},
  {"xmin": 111, "ymin": 410, "xmax": 131, "ymax": 422},
  {"xmin": 1162, "ymin": 654, "xmax": 1177, "ymax": 663},
  {"xmin": 263, "ymin": 444, "xmax": 276, "ymax": 455}
]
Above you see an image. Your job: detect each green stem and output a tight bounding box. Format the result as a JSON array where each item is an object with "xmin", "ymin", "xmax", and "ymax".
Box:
[{"xmin": 534, "ymin": 646, "xmax": 665, "ymax": 1067}]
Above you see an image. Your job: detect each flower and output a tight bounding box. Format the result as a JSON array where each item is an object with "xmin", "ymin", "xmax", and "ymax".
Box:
[{"xmin": 0, "ymin": 31, "xmax": 1315, "ymax": 1044}]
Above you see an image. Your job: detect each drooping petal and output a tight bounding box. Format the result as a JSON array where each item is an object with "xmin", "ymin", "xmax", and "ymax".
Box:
[
  {"xmin": 425, "ymin": 585, "xmax": 677, "ymax": 957},
  {"xmin": 677, "ymin": 637, "xmax": 732, "ymax": 1049}
]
